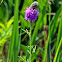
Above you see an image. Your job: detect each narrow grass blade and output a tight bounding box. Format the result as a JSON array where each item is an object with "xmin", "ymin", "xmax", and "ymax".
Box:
[
  {"xmin": 47, "ymin": 3, "xmax": 51, "ymax": 62},
  {"xmin": 56, "ymin": 14, "xmax": 62, "ymax": 52},
  {"xmin": 48, "ymin": 6, "xmax": 62, "ymax": 38},
  {"xmin": 7, "ymin": 0, "xmax": 19, "ymax": 62},
  {"xmin": 42, "ymin": 6, "xmax": 62, "ymax": 62},
  {"xmin": 53, "ymin": 38, "xmax": 62, "ymax": 62}
]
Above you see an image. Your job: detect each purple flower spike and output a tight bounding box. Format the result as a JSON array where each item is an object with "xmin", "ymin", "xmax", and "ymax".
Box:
[{"xmin": 25, "ymin": 7, "xmax": 39, "ymax": 22}]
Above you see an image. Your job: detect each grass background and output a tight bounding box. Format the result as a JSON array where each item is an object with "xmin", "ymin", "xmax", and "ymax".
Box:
[{"xmin": 0, "ymin": 0, "xmax": 62, "ymax": 62}]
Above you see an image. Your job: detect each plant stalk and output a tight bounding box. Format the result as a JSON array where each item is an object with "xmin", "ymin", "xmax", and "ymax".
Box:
[
  {"xmin": 30, "ymin": 21, "xmax": 32, "ymax": 62},
  {"xmin": 48, "ymin": 2, "xmax": 51, "ymax": 62}
]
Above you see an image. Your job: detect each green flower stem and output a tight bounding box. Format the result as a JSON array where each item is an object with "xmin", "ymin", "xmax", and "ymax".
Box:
[{"xmin": 30, "ymin": 21, "xmax": 32, "ymax": 62}]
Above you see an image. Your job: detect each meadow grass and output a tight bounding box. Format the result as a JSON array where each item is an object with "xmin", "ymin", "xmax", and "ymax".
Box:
[{"xmin": 0, "ymin": 0, "xmax": 62, "ymax": 62}]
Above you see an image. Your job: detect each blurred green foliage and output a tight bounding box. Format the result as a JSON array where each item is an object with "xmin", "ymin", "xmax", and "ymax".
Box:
[{"xmin": 0, "ymin": 0, "xmax": 62, "ymax": 62}]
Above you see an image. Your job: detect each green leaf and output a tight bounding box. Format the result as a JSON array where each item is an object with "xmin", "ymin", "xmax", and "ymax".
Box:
[
  {"xmin": 53, "ymin": 38, "xmax": 62, "ymax": 62},
  {"xmin": 56, "ymin": 16, "xmax": 62, "ymax": 52},
  {"xmin": 0, "ymin": 23, "xmax": 6, "ymax": 31},
  {"xmin": 20, "ymin": 44, "xmax": 29, "ymax": 54},
  {"xmin": 42, "ymin": 6, "xmax": 62, "ymax": 62},
  {"xmin": 7, "ymin": 17, "xmax": 14, "ymax": 29},
  {"xmin": 7, "ymin": 0, "xmax": 20, "ymax": 62},
  {"xmin": 48, "ymin": 6, "xmax": 62, "ymax": 39}
]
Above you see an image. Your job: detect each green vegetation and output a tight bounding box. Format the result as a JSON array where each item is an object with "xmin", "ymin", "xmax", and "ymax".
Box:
[{"xmin": 0, "ymin": 0, "xmax": 62, "ymax": 62}]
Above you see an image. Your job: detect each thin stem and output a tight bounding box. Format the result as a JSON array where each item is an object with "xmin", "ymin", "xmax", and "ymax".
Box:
[{"xmin": 30, "ymin": 21, "xmax": 32, "ymax": 62}]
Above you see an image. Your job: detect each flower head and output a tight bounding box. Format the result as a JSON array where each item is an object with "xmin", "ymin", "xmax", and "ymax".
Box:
[{"xmin": 25, "ymin": 7, "xmax": 39, "ymax": 22}]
